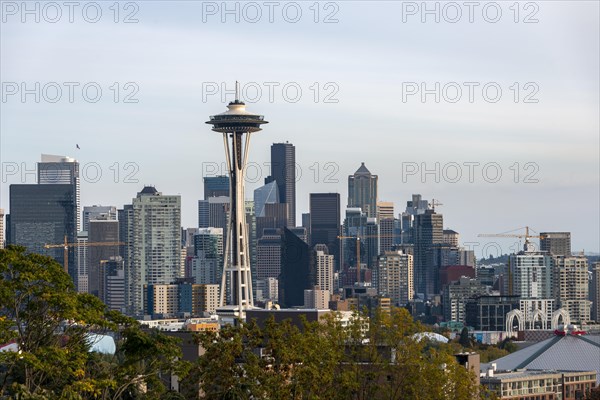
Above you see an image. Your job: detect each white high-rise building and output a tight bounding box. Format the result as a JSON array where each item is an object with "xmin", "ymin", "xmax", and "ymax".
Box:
[
  {"xmin": 315, "ymin": 250, "xmax": 334, "ymax": 293},
  {"xmin": 509, "ymin": 251, "xmax": 554, "ymax": 299},
  {"xmin": 375, "ymin": 250, "xmax": 414, "ymax": 307},
  {"xmin": 76, "ymin": 231, "xmax": 88, "ymax": 293},
  {"xmin": 130, "ymin": 186, "xmax": 181, "ymax": 317},
  {"xmin": 554, "ymin": 255, "xmax": 591, "ymax": 323}
]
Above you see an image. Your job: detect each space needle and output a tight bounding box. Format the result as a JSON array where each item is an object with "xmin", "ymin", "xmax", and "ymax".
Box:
[{"xmin": 206, "ymin": 82, "xmax": 268, "ymax": 321}]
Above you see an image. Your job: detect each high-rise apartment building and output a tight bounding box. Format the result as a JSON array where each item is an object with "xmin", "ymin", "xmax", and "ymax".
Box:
[
  {"xmin": 348, "ymin": 163, "xmax": 378, "ymax": 218},
  {"xmin": 540, "ymin": 232, "xmax": 571, "ymax": 256},
  {"xmin": 127, "ymin": 186, "xmax": 181, "ymax": 317},
  {"xmin": 509, "ymin": 251, "xmax": 554, "ymax": 299},
  {"xmin": 315, "ymin": 249, "xmax": 334, "ymax": 293},
  {"xmin": 310, "ymin": 193, "xmax": 340, "ymax": 269},
  {"xmin": 414, "ymin": 209, "xmax": 443, "ymax": 297},
  {"xmin": 374, "ymin": 250, "xmax": 414, "ymax": 307},
  {"xmin": 554, "ymin": 255, "xmax": 591, "ymax": 323},
  {"xmin": 203, "ymin": 175, "xmax": 230, "ymax": 199},
  {"xmin": 265, "ymin": 142, "xmax": 296, "ymax": 226}
]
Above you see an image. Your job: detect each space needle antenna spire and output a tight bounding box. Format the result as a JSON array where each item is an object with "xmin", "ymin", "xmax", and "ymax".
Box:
[{"xmin": 206, "ymin": 82, "xmax": 268, "ymax": 321}]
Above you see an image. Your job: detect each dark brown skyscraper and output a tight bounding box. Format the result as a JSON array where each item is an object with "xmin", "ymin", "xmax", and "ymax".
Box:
[{"xmin": 265, "ymin": 142, "xmax": 296, "ymax": 226}]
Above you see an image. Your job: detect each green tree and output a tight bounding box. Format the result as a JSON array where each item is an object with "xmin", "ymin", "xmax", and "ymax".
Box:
[{"xmin": 0, "ymin": 245, "xmax": 188, "ymax": 399}]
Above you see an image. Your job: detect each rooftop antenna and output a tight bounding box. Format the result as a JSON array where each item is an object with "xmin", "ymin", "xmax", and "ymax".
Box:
[{"xmin": 235, "ymin": 81, "xmax": 240, "ymax": 102}]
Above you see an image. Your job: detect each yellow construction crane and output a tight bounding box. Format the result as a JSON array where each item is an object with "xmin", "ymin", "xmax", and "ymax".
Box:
[
  {"xmin": 477, "ymin": 226, "xmax": 546, "ymax": 252},
  {"xmin": 477, "ymin": 226, "xmax": 547, "ymax": 295},
  {"xmin": 337, "ymin": 234, "xmax": 402, "ymax": 284},
  {"xmin": 44, "ymin": 235, "xmax": 126, "ymax": 274}
]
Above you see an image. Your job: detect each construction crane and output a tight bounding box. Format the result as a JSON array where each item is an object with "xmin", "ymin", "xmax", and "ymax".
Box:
[
  {"xmin": 429, "ymin": 198, "xmax": 443, "ymax": 211},
  {"xmin": 477, "ymin": 226, "xmax": 546, "ymax": 252},
  {"xmin": 477, "ymin": 226, "xmax": 546, "ymax": 295},
  {"xmin": 337, "ymin": 234, "xmax": 402, "ymax": 284},
  {"xmin": 44, "ymin": 235, "xmax": 126, "ymax": 274}
]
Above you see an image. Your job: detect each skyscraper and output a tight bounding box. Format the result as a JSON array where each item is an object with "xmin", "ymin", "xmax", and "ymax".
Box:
[
  {"xmin": 400, "ymin": 194, "xmax": 429, "ymax": 244},
  {"xmin": 256, "ymin": 203, "xmax": 288, "ymax": 239},
  {"xmin": 374, "ymin": 250, "xmax": 414, "ymax": 307},
  {"xmin": 103, "ymin": 256, "xmax": 125, "ymax": 312},
  {"xmin": 279, "ymin": 227, "xmax": 313, "ymax": 307},
  {"xmin": 413, "ymin": 209, "xmax": 443, "ymax": 297},
  {"xmin": 509, "ymin": 251, "xmax": 554, "ymax": 299},
  {"xmin": 192, "ymin": 228, "xmax": 223, "ymax": 285},
  {"xmin": 88, "ymin": 217, "xmax": 120, "ymax": 299},
  {"xmin": 348, "ymin": 162, "xmax": 378, "ymax": 218},
  {"xmin": 376, "ymin": 201, "xmax": 394, "ymax": 221},
  {"xmin": 38, "ymin": 154, "xmax": 80, "ymax": 231},
  {"xmin": 509, "ymin": 250, "xmax": 556, "ymax": 329},
  {"xmin": 198, "ymin": 196, "xmax": 229, "ymax": 230},
  {"xmin": 128, "ymin": 186, "xmax": 181, "ymax": 317},
  {"xmin": 554, "ymin": 255, "xmax": 590, "ymax": 323},
  {"xmin": 310, "ymin": 193, "xmax": 341, "ymax": 269},
  {"xmin": 256, "ymin": 229, "xmax": 283, "ymax": 281},
  {"xmin": 8, "ymin": 184, "xmax": 76, "ymax": 278},
  {"xmin": 82, "ymin": 205, "xmax": 117, "ymax": 232},
  {"xmin": 265, "ymin": 142, "xmax": 296, "ymax": 226},
  {"xmin": 204, "ymin": 175, "xmax": 230, "ymax": 199},
  {"xmin": 254, "ymin": 181, "xmax": 279, "ymax": 218},
  {"xmin": 540, "ymin": 232, "xmax": 571, "ymax": 256},
  {"xmin": 315, "ymin": 249, "xmax": 334, "ymax": 294},
  {"xmin": 206, "ymin": 92, "xmax": 268, "ymax": 316}
]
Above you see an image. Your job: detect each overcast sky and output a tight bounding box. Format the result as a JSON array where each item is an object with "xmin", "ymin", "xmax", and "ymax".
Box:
[{"xmin": 1, "ymin": 1, "xmax": 598, "ymax": 255}]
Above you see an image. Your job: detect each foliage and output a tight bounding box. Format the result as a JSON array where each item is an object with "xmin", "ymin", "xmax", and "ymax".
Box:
[
  {"xmin": 0, "ymin": 245, "xmax": 188, "ymax": 399},
  {"xmin": 191, "ymin": 307, "xmax": 482, "ymax": 400}
]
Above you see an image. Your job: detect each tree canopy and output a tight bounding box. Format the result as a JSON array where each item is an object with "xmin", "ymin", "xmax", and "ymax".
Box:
[{"xmin": 0, "ymin": 245, "xmax": 188, "ymax": 399}]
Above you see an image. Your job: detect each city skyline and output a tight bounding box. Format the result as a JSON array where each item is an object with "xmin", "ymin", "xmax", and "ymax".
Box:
[{"xmin": 1, "ymin": 2, "xmax": 598, "ymax": 254}]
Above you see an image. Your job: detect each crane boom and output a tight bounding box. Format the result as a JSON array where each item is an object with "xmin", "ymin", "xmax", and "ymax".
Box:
[{"xmin": 43, "ymin": 236, "xmax": 126, "ymax": 274}]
